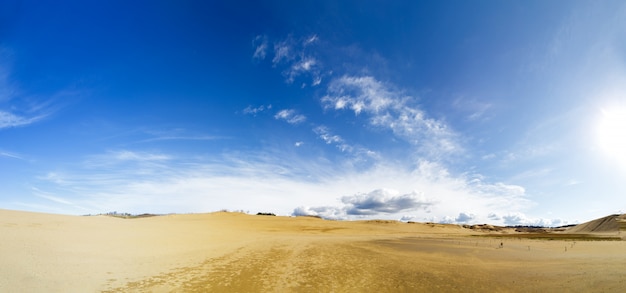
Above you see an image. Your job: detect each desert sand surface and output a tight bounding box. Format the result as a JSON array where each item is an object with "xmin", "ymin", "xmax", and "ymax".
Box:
[{"xmin": 1, "ymin": 209, "xmax": 625, "ymax": 292}]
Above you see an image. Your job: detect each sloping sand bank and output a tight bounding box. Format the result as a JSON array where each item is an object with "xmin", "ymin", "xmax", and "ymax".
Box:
[
  {"xmin": 1, "ymin": 209, "xmax": 625, "ymax": 292},
  {"xmin": 566, "ymin": 214, "xmax": 626, "ymax": 234}
]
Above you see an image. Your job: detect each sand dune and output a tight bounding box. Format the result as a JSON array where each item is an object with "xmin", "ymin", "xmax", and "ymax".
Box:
[
  {"xmin": 1, "ymin": 209, "xmax": 625, "ymax": 292},
  {"xmin": 566, "ymin": 214, "xmax": 626, "ymax": 234}
]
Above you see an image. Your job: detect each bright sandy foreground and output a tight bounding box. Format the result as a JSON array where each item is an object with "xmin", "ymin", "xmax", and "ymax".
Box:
[{"xmin": 1, "ymin": 209, "xmax": 625, "ymax": 292}]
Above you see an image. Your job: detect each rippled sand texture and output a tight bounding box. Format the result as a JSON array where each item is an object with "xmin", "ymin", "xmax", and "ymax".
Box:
[{"xmin": 1, "ymin": 210, "xmax": 625, "ymax": 292}]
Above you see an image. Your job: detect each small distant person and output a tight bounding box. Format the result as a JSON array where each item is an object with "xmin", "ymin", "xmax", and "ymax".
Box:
[{"xmin": 500, "ymin": 242, "xmax": 503, "ymax": 248}]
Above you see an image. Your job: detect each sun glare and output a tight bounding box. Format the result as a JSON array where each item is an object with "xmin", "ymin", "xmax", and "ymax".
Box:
[{"xmin": 597, "ymin": 107, "xmax": 626, "ymax": 162}]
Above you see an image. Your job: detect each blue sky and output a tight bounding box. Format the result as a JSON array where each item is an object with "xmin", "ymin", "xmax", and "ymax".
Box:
[{"xmin": 1, "ymin": 0, "xmax": 625, "ymax": 225}]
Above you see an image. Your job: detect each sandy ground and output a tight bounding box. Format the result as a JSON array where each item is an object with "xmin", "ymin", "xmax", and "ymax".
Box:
[{"xmin": 1, "ymin": 209, "xmax": 625, "ymax": 292}]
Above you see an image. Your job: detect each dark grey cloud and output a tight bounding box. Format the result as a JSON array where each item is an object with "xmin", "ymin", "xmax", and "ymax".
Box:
[
  {"xmin": 455, "ymin": 212, "xmax": 476, "ymax": 223},
  {"xmin": 502, "ymin": 214, "xmax": 525, "ymax": 226},
  {"xmin": 342, "ymin": 189, "xmax": 434, "ymax": 216},
  {"xmin": 488, "ymin": 213, "xmax": 501, "ymax": 221},
  {"xmin": 292, "ymin": 189, "xmax": 435, "ymax": 220}
]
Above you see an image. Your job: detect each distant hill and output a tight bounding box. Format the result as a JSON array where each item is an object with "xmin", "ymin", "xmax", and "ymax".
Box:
[{"xmin": 566, "ymin": 214, "xmax": 626, "ymax": 234}]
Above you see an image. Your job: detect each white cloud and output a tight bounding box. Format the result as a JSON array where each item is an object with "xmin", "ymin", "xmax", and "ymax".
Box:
[
  {"xmin": 497, "ymin": 212, "xmax": 570, "ymax": 227},
  {"xmin": 30, "ymin": 187, "xmax": 89, "ymax": 212},
  {"xmin": 472, "ymin": 181, "xmax": 526, "ymax": 198},
  {"xmin": 293, "ymin": 57, "xmax": 316, "ymax": 72},
  {"xmin": 19, "ymin": 32, "xmax": 549, "ymax": 221},
  {"xmin": 322, "ymin": 76, "xmax": 395, "ymax": 114},
  {"xmin": 452, "ymin": 97, "xmax": 493, "ymax": 121},
  {"xmin": 35, "ymin": 150, "xmax": 341, "ymax": 214},
  {"xmin": 81, "ymin": 150, "xmax": 171, "ymax": 166},
  {"xmin": 0, "ymin": 54, "xmax": 60, "ymax": 129},
  {"xmin": 35, "ymin": 192, "xmax": 74, "ymax": 205},
  {"xmin": 0, "ymin": 49, "xmax": 14, "ymax": 102},
  {"xmin": 243, "ymin": 104, "xmax": 272, "ymax": 115},
  {"xmin": 274, "ymin": 109, "xmax": 306, "ymax": 124},
  {"xmin": 321, "ymin": 75, "xmax": 460, "ymax": 157},
  {"xmin": 294, "ymin": 141, "xmax": 304, "ymax": 147},
  {"xmin": 0, "ymin": 150, "xmax": 23, "ymax": 160},
  {"xmin": 31, "ymin": 148, "xmax": 534, "ymax": 221},
  {"xmin": 110, "ymin": 150, "xmax": 170, "ymax": 162},
  {"xmin": 439, "ymin": 216, "xmax": 456, "ymax": 224},
  {"xmin": 0, "ymin": 110, "xmax": 45, "ymax": 129},
  {"xmin": 254, "ymin": 35, "xmax": 323, "ymax": 86},
  {"xmin": 303, "ymin": 34, "xmax": 318, "ymax": 46},
  {"xmin": 481, "ymin": 153, "xmax": 496, "ymax": 160},
  {"xmin": 314, "ymin": 125, "xmax": 344, "ymax": 145},
  {"xmin": 292, "ymin": 206, "xmax": 344, "ymax": 220},
  {"xmin": 502, "ymin": 144, "xmax": 557, "ymax": 163},
  {"xmin": 289, "ymin": 160, "xmax": 532, "ymax": 222},
  {"xmin": 272, "ymin": 38, "xmax": 294, "ymax": 65},
  {"xmin": 312, "ymin": 126, "xmax": 378, "ymax": 161},
  {"xmin": 287, "ymin": 57, "xmax": 320, "ymax": 84},
  {"xmin": 252, "ymin": 35, "xmax": 268, "ymax": 60},
  {"xmin": 312, "ymin": 76, "xmax": 322, "ymax": 86},
  {"xmin": 137, "ymin": 135, "xmax": 223, "ymax": 143}
]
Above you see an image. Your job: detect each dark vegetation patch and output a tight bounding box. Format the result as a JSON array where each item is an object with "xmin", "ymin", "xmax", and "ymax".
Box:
[{"xmin": 256, "ymin": 212, "xmax": 276, "ymax": 216}]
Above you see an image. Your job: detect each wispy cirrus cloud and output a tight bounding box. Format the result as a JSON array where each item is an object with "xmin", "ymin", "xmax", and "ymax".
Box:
[
  {"xmin": 322, "ymin": 75, "xmax": 460, "ymax": 158},
  {"xmin": 252, "ymin": 35, "xmax": 269, "ymax": 60},
  {"xmin": 274, "ymin": 109, "xmax": 306, "ymax": 124},
  {"xmin": 0, "ymin": 67, "xmax": 50, "ymax": 129},
  {"xmin": 93, "ymin": 126, "xmax": 226, "ymax": 146},
  {"xmin": 303, "ymin": 34, "xmax": 319, "ymax": 46},
  {"xmin": 28, "ymin": 187, "xmax": 90, "ymax": 213},
  {"xmin": 287, "ymin": 57, "xmax": 320, "ymax": 85},
  {"xmin": 253, "ymin": 34, "xmax": 324, "ymax": 87},
  {"xmin": 243, "ymin": 104, "xmax": 272, "ymax": 115},
  {"xmin": 33, "ymin": 149, "xmax": 337, "ymax": 214},
  {"xmin": 314, "ymin": 125, "xmax": 343, "ymax": 146},
  {"xmin": 322, "ymin": 76, "xmax": 395, "ymax": 114},
  {"xmin": 0, "ymin": 150, "xmax": 23, "ymax": 160},
  {"xmin": 0, "ymin": 52, "xmax": 60, "ymax": 129},
  {"xmin": 33, "ymin": 187, "xmax": 75, "ymax": 205},
  {"xmin": 452, "ymin": 97, "xmax": 493, "ymax": 121},
  {"xmin": 254, "ymin": 35, "xmax": 460, "ymax": 162},
  {"xmin": 0, "ymin": 110, "xmax": 46, "ymax": 129},
  {"xmin": 137, "ymin": 135, "xmax": 223, "ymax": 143},
  {"xmin": 272, "ymin": 37, "xmax": 295, "ymax": 65},
  {"xmin": 312, "ymin": 125, "xmax": 377, "ymax": 161},
  {"xmin": 80, "ymin": 150, "xmax": 173, "ymax": 174},
  {"xmin": 108, "ymin": 150, "xmax": 171, "ymax": 162},
  {"xmin": 253, "ymin": 36, "xmax": 459, "ymax": 159}
]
